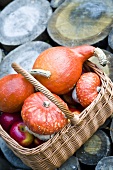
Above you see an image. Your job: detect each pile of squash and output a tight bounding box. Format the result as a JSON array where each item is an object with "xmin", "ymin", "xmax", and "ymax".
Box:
[{"xmin": 0, "ymin": 45, "xmax": 107, "ymax": 142}]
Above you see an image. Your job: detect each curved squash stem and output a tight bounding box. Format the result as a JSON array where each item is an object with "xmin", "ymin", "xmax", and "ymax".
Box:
[
  {"xmin": 94, "ymin": 47, "xmax": 109, "ymax": 66},
  {"xmin": 30, "ymin": 69, "xmax": 51, "ymax": 78}
]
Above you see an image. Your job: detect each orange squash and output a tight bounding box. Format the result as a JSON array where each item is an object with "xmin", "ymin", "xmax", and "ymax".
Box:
[
  {"xmin": 32, "ymin": 45, "xmax": 107, "ymax": 95},
  {"xmin": 0, "ymin": 74, "xmax": 35, "ymax": 113},
  {"xmin": 76, "ymin": 72, "xmax": 101, "ymax": 107},
  {"xmin": 21, "ymin": 92, "xmax": 68, "ymax": 140}
]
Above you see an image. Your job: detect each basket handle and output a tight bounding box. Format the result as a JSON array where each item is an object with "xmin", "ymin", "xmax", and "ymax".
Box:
[{"xmin": 11, "ymin": 62, "xmax": 80, "ymax": 125}]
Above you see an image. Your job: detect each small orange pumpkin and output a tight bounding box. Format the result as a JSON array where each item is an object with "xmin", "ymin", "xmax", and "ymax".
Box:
[
  {"xmin": 21, "ymin": 92, "xmax": 68, "ymax": 140},
  {"xmin": 76, "ymin": 72, "xmax": 101, "ymax": 107}
]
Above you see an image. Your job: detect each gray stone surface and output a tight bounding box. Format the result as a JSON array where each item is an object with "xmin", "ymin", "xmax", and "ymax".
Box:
[
  {"xmin": 0, "ymin": 157, "xmax": 14, "ymax": 170},
  {"xmin": 0, "ymin": 41, "xmax": 52, "ymax": 78},
  {"xmin": 0, "ymin": 48, "xmax": 5, "ymax": 63},
  {"xmin": 0, "ymin": 137, "xmax": 31, "ymax": 169},
  {"xmin": 58, "ymin": 156, "xmax": 81, "ymax": 170},
  {"xmin": 0, "ymin": 0, "xmax": 52, "ymax": 45},
  {"xmin": 95, "ymin": 156, "xmax": 113, "ymax": 170},
  {"xmin": 47, "ymin": 0, "xmax": 113, "ymax": 47},
  {"xmin": 50, "ymin": 0, "xmax": 65, "ymax": 8}
]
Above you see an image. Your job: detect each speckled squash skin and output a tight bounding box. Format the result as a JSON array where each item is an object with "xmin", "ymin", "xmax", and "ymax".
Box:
[
  {"xmin": 33, "ymin": 45, "xmax": 95, "ymax": 95},
  {"xmin": 0, "ymin": 74, "xmax": 35, "ymax": 113},
  {"xmin": 76, "ymin": 72, "xmax": 101, "ymax": 107},
  {"xmin": 21, "ymin": 92, "xmax": 68, "ymax": 135}
]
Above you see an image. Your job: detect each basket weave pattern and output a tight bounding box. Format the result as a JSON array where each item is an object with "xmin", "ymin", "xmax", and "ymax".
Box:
[{"xmin": 0, "ymin": 61, "xmax": 113, "ymax": 170}]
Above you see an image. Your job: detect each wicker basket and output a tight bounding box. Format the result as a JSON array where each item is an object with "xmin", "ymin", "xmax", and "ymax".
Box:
[{"xmin": 1, "ymin": 60, "xmax": 113, "ymax": 170}]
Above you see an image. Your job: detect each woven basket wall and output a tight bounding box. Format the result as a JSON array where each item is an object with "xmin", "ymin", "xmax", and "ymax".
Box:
[{"xmin": 0, "ymin": 61, "xmax": 113, "ymax": 170}]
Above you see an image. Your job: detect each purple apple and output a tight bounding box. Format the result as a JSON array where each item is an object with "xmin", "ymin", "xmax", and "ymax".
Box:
[
  {"xmin": 9, "ymin": 121, "xmax": 34, "ymax": 147},
  {"xmin": 0, "ymin": 112, "xmax": 22, "ymax": 132}
]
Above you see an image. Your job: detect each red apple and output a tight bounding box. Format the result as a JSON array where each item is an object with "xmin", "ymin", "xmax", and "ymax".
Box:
[
  {"xmin": 9, "ymin": 121, "xmax": 34, "ymax": 147},
  {"xmin": 33, "ymin": 137, "xmax": 44, "ymax": 147},
  {"xmin": 28, "ymin": 137, "xmax": 44, "ymax": 148},
  {"xmin": 0, "ymin": 112, "xmax": 22, "ymax": 132}
]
